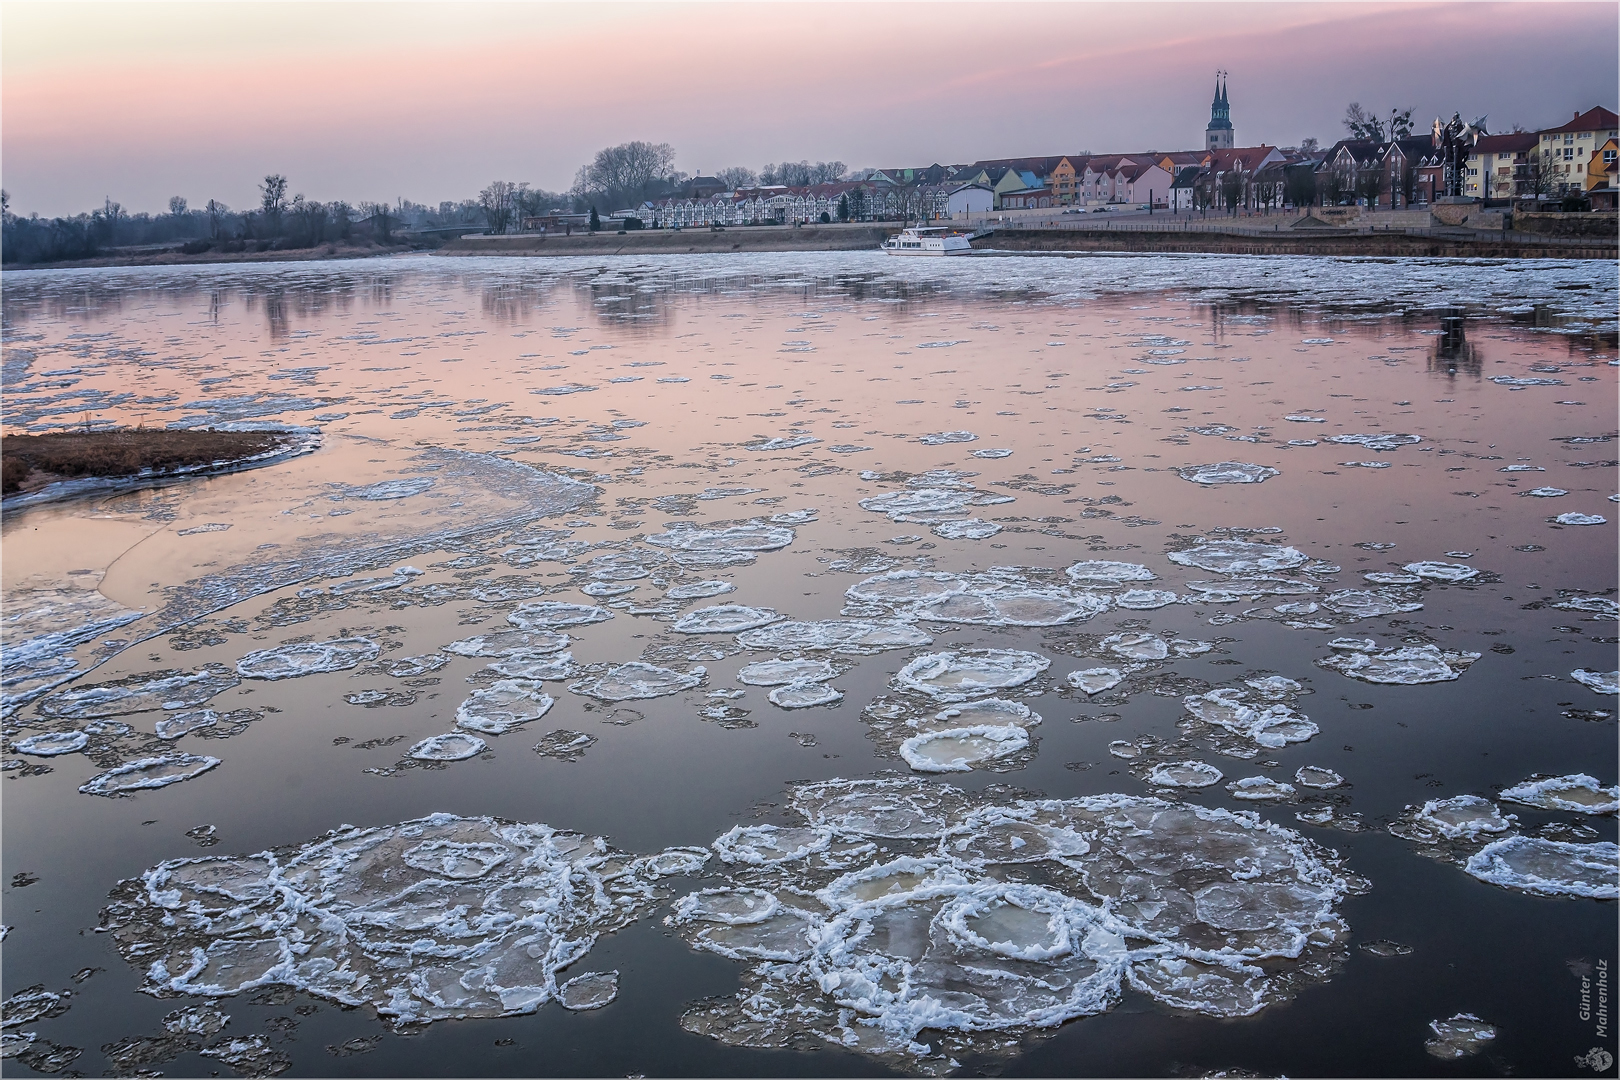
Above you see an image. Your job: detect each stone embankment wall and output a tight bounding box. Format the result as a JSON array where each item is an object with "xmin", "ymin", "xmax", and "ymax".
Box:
[
  {"xmin": 1511, "ymin": 212, "xmax": 1619, "ymax": 239},
  {"xmin": 978, "ymin": 229, "xmax": 1616, "ymax": 259},
  {"xmin": 438, "ymin": 225, "xmax": 892, "ymax": 257}
]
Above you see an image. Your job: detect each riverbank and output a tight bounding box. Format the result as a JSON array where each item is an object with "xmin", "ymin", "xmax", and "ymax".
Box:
[
  {"xmin": 436, "ymin": 224, "xmax": 894, "ymax": 257},
  {"xmin": 1, "ymin": 428, "xmax": 317, "ymax": 508},
  {"xmin": 1, "ymin": 240, "xmax": 420, "ymax": 272},
  {"xmin": 10, "ymin": 220, "xmax": 1612, "ymax": 269},
  {"xmin": 976, "ymin": 227, "xmax": 1618, "ymax": 259}
]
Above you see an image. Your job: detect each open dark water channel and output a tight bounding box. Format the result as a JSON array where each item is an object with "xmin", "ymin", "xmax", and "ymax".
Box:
[{"xmin": 1, "ymin": 251, "xmax": 1616, "ymax": 1078}]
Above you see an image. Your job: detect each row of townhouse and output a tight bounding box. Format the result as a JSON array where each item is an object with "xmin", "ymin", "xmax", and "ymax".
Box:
[
  {"xmin": 1314, "ymin": 106, "xmax": 1617, "ymax": 209},
  {"xmin": 926, "ymin": 104, "xmax": 1615, "ymax": 215},
  {"xmin": 638, "ymin": 181, "xmax": 951, "ymax": 227},
  {"xmin": 1532, "ymin": 107, "xmax": 1618, "ymax": 205},
  {"xmin": 627, "ymin": 105, "xmax": 1615, "ymax": 229}
]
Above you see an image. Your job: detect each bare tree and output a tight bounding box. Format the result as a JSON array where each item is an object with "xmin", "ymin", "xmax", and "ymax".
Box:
[
  {"xmin": 1526, "ymin": 145, "xmax": 1561, "ymax": 201},
  {"xmin": 329, "ymin": 201, "xmax": 354, "ymax": 241},
  {"xmin": 1343, "ymin": 103, "xmax": 1382, "ymax": 141},
  {"xmin": 1344, "ymin": 103, "xmax": 1412, "ymax": 141},
  {"xmin": 289, "ymin": 195, "xmax": 328, "ymax": 247},
  {"xmin": 479, "ymin": 180, "xmax": 518, "ymax": 234},
  {"xmin": 259, "ymin": 174, "xmax": 289, "ymax": 234},
  {"xmin": 846, "ymin": 186, "xmax": 870, "ymax": 221},
  {"xmin": 1220, "ymin": 170, "xmax": 1245, "ymax": 214},
  {"xmin": 94, "ymin": 197, "xmax": 127, "ymax": 242},
  {"xmin": 715, "ymin": 166, "xmax": 757, "ymax": 190},
  {"xmin": 359, "ymin": 201, "xmax": 395, "ymax": 244},
  {"xmin": 204, "ymin": 199, "xmax": 228, "ymax": 239},
  {"xmin": 168, "ymin": 196, "xmax": 188, "ymax": 217},
  {"xmin": 1299, "ymin": 136, "xmax": 1320, "ymax": 155},
  {"xmin": 1357, "ymin": 164, "xmax": 1386, "ymax": 208},
  {"xmin": 573, "ymin": 142, "xmax": 676, "ymax": 210}
]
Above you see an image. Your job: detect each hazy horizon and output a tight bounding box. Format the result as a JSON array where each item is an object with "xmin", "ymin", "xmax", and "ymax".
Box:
[{"xmin": 3, "ymin": 0, "xmax": 1616, "ymax": 218}]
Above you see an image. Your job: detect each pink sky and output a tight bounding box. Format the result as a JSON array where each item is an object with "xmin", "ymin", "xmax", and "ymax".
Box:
[{"xmin": 3, "ymin": 1, "xmax": 1615, "ymax": 217}]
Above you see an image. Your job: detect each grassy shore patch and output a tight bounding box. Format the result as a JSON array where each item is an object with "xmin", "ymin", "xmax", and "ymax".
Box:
[{"xmin": 2, "ymin": 429, "xmax": 294, "ymax": 495}]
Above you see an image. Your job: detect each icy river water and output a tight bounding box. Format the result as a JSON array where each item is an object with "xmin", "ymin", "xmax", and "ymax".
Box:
[{"xmin": 1, "ymin": 251, "xmax": 1616, "ymax": 1078}]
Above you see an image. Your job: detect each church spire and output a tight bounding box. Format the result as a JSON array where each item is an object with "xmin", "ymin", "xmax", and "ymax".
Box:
[{"xmin": 1206, "ymin": 71, "xmax": 1234, "ymax": 150}]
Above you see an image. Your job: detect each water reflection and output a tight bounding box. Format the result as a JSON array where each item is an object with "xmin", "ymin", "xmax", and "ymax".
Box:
[{"xmin": 1428, "ymin": 308, "xmax": 1479, "ymax": 377}]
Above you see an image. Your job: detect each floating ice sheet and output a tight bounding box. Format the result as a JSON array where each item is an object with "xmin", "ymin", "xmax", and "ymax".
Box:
[
  {"xmin": 36, "ymin": 668, "xmax": 240, "ymax": 720},
  {"xmin": 1325, "ymin": 433, "xmax": 1420, "ymax": 452},
  {"xmin": 1401, "ymin": 562, "xmax": 1477, "ymax": 583},
  {"xmin": 1318, "ymin": 643, "xmax": 1481, "ymax": 685},
  {"xmin": 13, "ymin": 731, "xmax": 88, "ymax": 756},
  {"xmin": 80, "ymin": 754, "xmax": 221, "ymax": 796},
  {"xmin": 767, "ymin": 683, "xmax": 844, "ymax": 709},
  {"xmin": 1069, "ymin": 668, "xmax": 1125, "ymax": 695},
  {"xmin": 1554, "ymin": 597, "xmax": 1619, "ymax": 618},
  {"xmin": 1115, "ymin": 589, "xmax": 1178, "ymax": 610},
  {"xmin": 100, "ymin": 814, "xmax": 709, "ymax": 1026},
  {"xmin": 1499, "ymin": 774, "xmax": 1618, "ymax": 815},
  {"xmin": 445, "ymin": 630, "xmax": 570, "ymax": 658},
  {"xmin": 645, "ymin": 523, "xmax": 795, "ymax": 567},
  {"xmin": 1167, "ymin": 542, "xmax": 1307, "ymax": 574},
  {"xmin": 738, "ymin": 660, "xmax": 837, "ymax": 686},
  {"xmin": 1228, "ymin": 777, "xmax": 1296, "ymax": 801},
  {"xmin": 533, "ymin": 730, "xmax": 596, "ymax": 762},
  {"xmin": 672, "ymin": 778, "xmax": 1360, "ymax": 1063},
  {"xmin": 1066, "ymin": 561, "xmax": 1156, "ymax": 587},
  {"xmin": 899, "ymin": 725, "xmax": 1029, "ymax": 772},
  {"xmin": 737, "ymin": 620, "xmax": 931, "ymax": 656},
  {"xmin": 666, "ymin": 580, "xmax": 736, "ymax": 601},
  {"xmin": 1295, "ymin": 767, "xmax": 1344, "ymax": 789},
  {"xmin": 569, "ymin": 662, "xmax": 704, "ymax": 701},
  {"xmin": 236, "ymin": 638, "xmax": 379, "ymax": 680},
  {"xmin": 1320, "ymin": 589, "xmax": 1423, "ymax": 619},
  {"xmin": 1554, "ymin": 512, "xmax": 1607, "ymax": 525},
  {"xmin": 931, "ymin": 519, "xmax": 1002, "ymax": 540},
  {"xmin": 1464, "ymin": 836, "xmax": 1619, "ymax": 899},
  {"xmin": 487, "ymin": 652, "xmax": 576, "ymax": 681},
  {"xmin": 557, "ymin": 971, "xmax": 618, "ymax": 1010},
  {"xmin": 409, "ymin": 732, "xmax": 487, "ymax": 761},
  {"xmin": 1425, "ymin": 1014, "xmax": 1496, "ymax": 1060},
  {"xmin": 745, "ymin": 436, "xmax": 819, "ymax": 451},
  {"xmin": 1182, "ymin": 689, "xmax": 1319, "ymax": 748},
  {"xmin": 1147, "ymin": 761, "xmax": 1224, "ymax": 788},
  {"xmin": 916, "ymin": 590, "xmax": 1109, "ymax": 628},
  {"xmin": 508, "ymin": 603, "xmax": 613, "ymax": 630},
  {"xmin": 1571, "ymin": 669, "xmax": 1620, "ymax": 694},
  {"xmin": 673, "ymin": 605, "xmax": 781, "ymax": 635},
  {"xmin": 455, "ymin": 681, "xmax": 555, "ymax": 735},
  {"xmin": 1177, "ymin": 462, "xmax": 1279, "ymax": 485},
  {"xmin": 893, "ymin": 650, "xmax": 1050, "ymax": 701},
  {"xmin": 154, "ymin": 710, "xmax": 219, "ymax": 740}
]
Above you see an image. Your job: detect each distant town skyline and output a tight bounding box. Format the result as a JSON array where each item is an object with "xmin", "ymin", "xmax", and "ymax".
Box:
[{"xmin": 3, "ymin": 1, "xmax": 1615, "ymax": 217}]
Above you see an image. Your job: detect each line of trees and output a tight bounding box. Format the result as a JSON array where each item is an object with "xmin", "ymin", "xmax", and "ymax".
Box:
[
  {"xmin": 564, "ymin": 143, "xmax": 853, "ymax": 222},
  {"xmin": 0, "ymin": 174, "xmax": 415, "ymax": 265}
]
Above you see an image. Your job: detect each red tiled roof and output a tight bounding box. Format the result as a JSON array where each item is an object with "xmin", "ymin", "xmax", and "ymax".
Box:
[
  {"xmin": 1471, "ymin": 133, "xmax": 1539, "ymax": 154},
  {"xmin": 1541, "ymin": 107, "xmax": 1618, "ymax": 135}
]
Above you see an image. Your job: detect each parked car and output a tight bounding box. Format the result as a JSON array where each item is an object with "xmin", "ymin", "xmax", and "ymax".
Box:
[
  {"xmin": 1062, "ymin": 207, "xmax": 1087, "ymax": 214},
  {"xmin": 1092, "ymin": 205, "xmax": 1112, "ymax": 213}
]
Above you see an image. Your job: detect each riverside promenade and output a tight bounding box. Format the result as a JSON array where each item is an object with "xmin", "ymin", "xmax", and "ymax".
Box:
[{"xmin": 434, "ymin": 209, "xmax": 1615, "ymax": 260}]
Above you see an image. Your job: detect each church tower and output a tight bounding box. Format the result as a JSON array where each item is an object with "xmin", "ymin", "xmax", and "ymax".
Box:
[{"xmin": 1206, "ymin": 73, "xmax": 1234, "ymax": 150}]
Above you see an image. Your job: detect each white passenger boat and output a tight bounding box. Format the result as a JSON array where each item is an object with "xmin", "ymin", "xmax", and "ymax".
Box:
[{"xmin": 881, "ymin": 226, "xmax": 974, "ymax": 256}]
